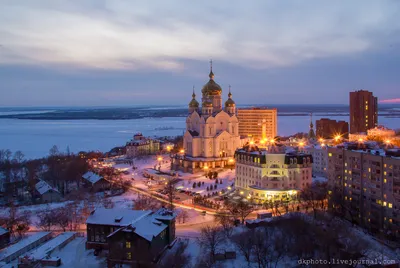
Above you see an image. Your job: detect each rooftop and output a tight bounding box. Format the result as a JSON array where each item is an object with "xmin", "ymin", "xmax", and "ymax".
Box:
[
  {"xmin": 86, "ymin": 208, "xmax": 151, "ymax": 226},
  {"xmin": 35, "ymin": 180, "xmax": 59, "ymax": 195},
  {"xmin": 0, "ymin": 227, "xmax": 8, "ymax": 236},
  {"xmin": 82, "ymin": 171, "xmax": 103, "ymax": 184}
]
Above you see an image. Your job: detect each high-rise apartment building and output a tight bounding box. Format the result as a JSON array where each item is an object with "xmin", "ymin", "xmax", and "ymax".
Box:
[
  {"xmin": 316, "ymin": 118, "xmax": 349, "ymax": 139},
  {"xmin": 327, "ymin": 145, "xmax": 400, "ymax": 238},
  {"xmin": 349, "ymin": 90, "xmax": 378, "ymax": 134},
  {"xmin": 237, "ymin": 108, "xmax": 277, "ymax": 140}
]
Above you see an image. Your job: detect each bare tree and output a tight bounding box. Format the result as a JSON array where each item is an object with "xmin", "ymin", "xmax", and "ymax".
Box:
[
  {"xmin": 177, "ymin": 210, "xmax": 189, "ymax": 224},
  {"xmin": 133, "ymin": 194, "xmax": 161, "ymax": 210},
  {"xmin": 232, "ymin": 229, "xmax": 255, "ymax": 266},
  {"xmin": 0, "ymin": 204, "xmax": 31, "ymax": 238},
  {"xmin": 224, "ymin": 199, "xmax": 254, "ymax": 224},
  {"xmin": 214, "ymin": 211, "xmax": 234, "ymax": 238},
  {"xmin": 198, "ymin": 225, "xmax": 224, "ymax": 264},
  {"xmin": 251, "ymin": 228, "xmax": 272, "ymax": 268},
  {"xmin": 12, "ymin": 151, "xmax": 25, "ymax": 164},
  {"xmin": 159, "ymin": 239, "xmax": 191, "ymax": 268},
  {"xmin": 102, "ymin": 198, "xmax": 114, "ymax": 209},
  {"xmin": 49, "ymin": 145, "xmax": 59, "ymax": 157},
  {"xmin": 165, "ymin": 179, "xmax": 176, "ymax": 210},
  {"xmin": 54, "ymin": 208, "xmax": 70, "ymax": 231},
  {"xmin": 36, "ymin": 208, "xmax": 55, "ymax": 231}
]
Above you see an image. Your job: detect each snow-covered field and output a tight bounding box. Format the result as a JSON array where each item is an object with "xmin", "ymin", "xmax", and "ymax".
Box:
[
  {"xmin": 2, "ymin": 115, "xmax": 399, "ymax": 159},
  {"xmin": 174, "ymin": 169, "xmax": 235, "ymax": 196}
]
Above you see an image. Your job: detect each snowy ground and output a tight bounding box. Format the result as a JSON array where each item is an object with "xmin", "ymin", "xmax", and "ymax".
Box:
[{"xmin": 174, "ymin": 169, "xmax": 235, "ymax": 196}]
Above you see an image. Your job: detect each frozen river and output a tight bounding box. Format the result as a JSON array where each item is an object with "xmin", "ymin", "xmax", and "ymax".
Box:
[{"xmin": 0, "ymin": 115, "xmax": 399, "ymax": 159}]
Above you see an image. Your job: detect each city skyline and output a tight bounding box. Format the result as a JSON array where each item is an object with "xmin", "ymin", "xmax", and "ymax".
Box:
[{"xmin": 1, "ymin": 1, "xmax": 400, "ymax": 106}]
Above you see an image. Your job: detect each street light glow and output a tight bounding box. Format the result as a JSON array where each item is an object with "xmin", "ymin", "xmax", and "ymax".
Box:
[
  {"xmin": 157, "ymin": 156, "xmax": 162, "ymax": 161},
  {"xmin": 249, "ymin": 141, "xmax": 254, "ymax": 145},
  {"xmin": 180, "ymin": 149, "xmax": 184, "ymax": 154}
]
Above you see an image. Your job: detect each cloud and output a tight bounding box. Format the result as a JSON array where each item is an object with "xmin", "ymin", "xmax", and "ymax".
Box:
[{"xmin": 1, "ymin": 0, "xmax": 399, "ymax": 71}]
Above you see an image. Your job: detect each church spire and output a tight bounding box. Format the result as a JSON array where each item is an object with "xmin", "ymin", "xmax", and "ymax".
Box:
[
  {"xmin": 192, "ymin": 85, "xmax": 196, "ymax": 98},
  {"xmin": 308, "ymin": 113, "xmax": 316, "ymax": 139},
  {"xmin": 209, "ymin": 59, "xmax": 214, "ymax": 79},
  {"xmin": 228, "ymin": 85, "xmax": 232, "ymax": 98}
]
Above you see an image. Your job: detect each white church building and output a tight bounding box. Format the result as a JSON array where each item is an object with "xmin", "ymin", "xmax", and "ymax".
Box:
[{"xmin": 171, "ymin": 63, "xmax": 245, "ymax": 173}]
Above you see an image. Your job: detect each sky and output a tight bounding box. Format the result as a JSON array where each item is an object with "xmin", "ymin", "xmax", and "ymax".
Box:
[{"xmin": 0, "ymin": 0, "xmax": 399, "ymax": 106}]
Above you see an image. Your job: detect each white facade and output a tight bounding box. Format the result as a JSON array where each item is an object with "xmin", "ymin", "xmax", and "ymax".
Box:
[
  {"xmin": 234, "ymin": 145, "xmax": 313, "ymax": 202},
  {"xmin": 301, "ymin": 145, "xmax": 328, "ymax": 177},
  {"xmin": 173, "ymin": 65, "xmax": 242, "ymax": 172}
]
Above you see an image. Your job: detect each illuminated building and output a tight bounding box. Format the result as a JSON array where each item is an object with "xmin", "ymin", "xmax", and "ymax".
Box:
[
  {"xmin": 300, "ymin": 145, "xmax": 328, "ymax": 177},
  {"xmin": 234, "ymin": 144, "xmax": 313, "ymax": 203},
  {"xmin": 171, "ymin": 62, "xmax": 244, "ymax": 173},
  {"xmin": 327, "ymin": 146, "xmax": 400, "ymax": 238},
  {"xmin": 316, "ymin": 118, "xmax": 349, "ymax": 139},
  {"xmin": 237, "ymin": 107, "xmax": 277, "ymax": 140},
  {"xmin": 350, "ymin": 90, "xmax": 378, "ymax": 134},
  {"xmin": 126, "ymin": 133, "xmax": 160, "ymax": 157}
]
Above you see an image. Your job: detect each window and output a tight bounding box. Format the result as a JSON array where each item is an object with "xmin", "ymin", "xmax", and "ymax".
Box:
[
  {"xmin": 126, "ymin": 252, "xmax": 132, "ymax": 260},
  {"xmin": 126, "ymin": 241, "xmax": 131, "ymax": 249}
]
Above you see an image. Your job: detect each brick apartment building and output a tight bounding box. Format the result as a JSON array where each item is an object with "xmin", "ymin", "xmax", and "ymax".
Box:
[
  {"xmin": 316, "ymin": 118, "xmax": 349, "ymax": 139},
  {"xmin": 327, "ymin": 144, "xmax": 400, "ymax": 239},
  {"xmin": 349, "ymin": 90, "xmax": 378, "ymax": 134}
]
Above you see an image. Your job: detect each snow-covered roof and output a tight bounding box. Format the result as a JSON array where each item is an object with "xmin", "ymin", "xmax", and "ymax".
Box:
[
  {"xmin": 82, "ymin": 171, "xmax": 103, "ymax": 184},
  {"xmin": 86, "ymin": 208, "xmax": 152, "ymax": 226},
  {"xmin": 91, "ymin": 208, "xmax": 176, "ymax": 242},
  {"xmin": 0, "ymin": 232, "xmax": 51, "ymax": 262},
  {"xmin": 35, "ymin": 180, "xmax": 59, "ymax": 195},
  {"xmin": 23, "ymin": 232, "xmax": 76, "ymax": 261},
  {"xmin": 0, "ymin": 227, "xmax": 8, "ymax": 236}
]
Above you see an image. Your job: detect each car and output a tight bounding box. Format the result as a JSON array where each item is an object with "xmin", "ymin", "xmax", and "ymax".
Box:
[
  {"xmin": 201, "ymin": 211, "xmax": 207, "ymax": 216},
  {"xmin": 175, "ymin": 197, "xmax": 181, "ymax": 200}
]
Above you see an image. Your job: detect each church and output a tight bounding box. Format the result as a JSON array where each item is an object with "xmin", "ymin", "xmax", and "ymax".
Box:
[{"xmin": 171, "ymin": 63, "xmax": 244, "ymax": 173}]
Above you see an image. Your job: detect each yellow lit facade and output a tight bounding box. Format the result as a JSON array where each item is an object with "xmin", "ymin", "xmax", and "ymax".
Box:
[{"xmin": 237, "ymin": 108, "xmax": 278, "ymax": 140}]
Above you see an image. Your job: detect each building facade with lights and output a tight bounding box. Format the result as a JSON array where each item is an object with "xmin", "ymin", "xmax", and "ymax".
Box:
[
  {"xmin": 349, "ymin": 90, "xmax": 378, "ymax": 134},
  {"xmin": 126, "ymin": 133, "xmax": 160, "ymax": 157},
  {"xmin": 327, "ymin": 145, "xmax": 400, "ymax": 239},
  {"xmin": 234, "ymin": 144, "xmax": 313, "ymax": 203},
  {"xmin": 171, "ymin": 63, "xmax": 244, "ymax": 173},
  {"xmin": 316, "ymin": 118, "xmax": 349, "ymax": 139},
  {"xmin": 237, "ymin": 108, "xmax": 278, "ymax": 140},
  {"xmin": 301, "ymin": 145, "xmax": 328, "ymax": 177}
]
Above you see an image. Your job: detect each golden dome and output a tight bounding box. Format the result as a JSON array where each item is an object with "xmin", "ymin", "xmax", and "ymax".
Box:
[
  {"xmin": 189, "ymin": 98, "xmax": 199, "ymax": 107},
  {"xmin": 225, "ymin": 98, "xmax": 235, "ymax": 107},
  {"xmin": 202, "ymin": 100, "xmax": 213, "ymax": 107}
]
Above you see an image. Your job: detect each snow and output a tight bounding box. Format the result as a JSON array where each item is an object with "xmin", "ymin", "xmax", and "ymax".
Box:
[
  {"xmin": 174, "ymin": 169, "xmax": 235, "ymax": 196},
  {"xmin": 82, "ymin": 171, "xmax": 103, "ymax": 184},
  {"xmin": 129, "ymin": 216, "xmax": 167, "ymax": 241},
  {"xmin": 0, "ymin": 232, "xmax": 51, "ymax": 262},
  {"xmin": 35, "ymin": 180, "xmax": 59, "ymax": 195},
  {"xmin": 48, "ymin": 237, "xmax": 106, "ymax": 268},
  {"xmin": 22, "ymin": 232, "xmax": 76, "ymax": 261},
  {"xmin": 86, "ymin": 208, "xmax": 151, "ymax": 226},
  {"xmin": 0, "ymin": 227, "xmax": 8, "ymax": 236}
]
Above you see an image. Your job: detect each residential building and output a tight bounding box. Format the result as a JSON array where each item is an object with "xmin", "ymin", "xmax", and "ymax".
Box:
[
  {"xmin": 172, "ymin": 63, "xmax": 244, "ymax": 173},
  {"xmin": 82, "ymin": 171, "xmax": 111, "ymax": 192},
  {"xmin": 237, "ymin": 107, "xmax": 278, "ymax": 140},
  {"xmin": 126, "ymin": 133, "xmax": 160, "ymax": 158},
  {"xmin": 107, "ymin": 209, "xmax": 176, "ymax": 267},
  {"xmin": 367, "ymin": 126, "xmax": 396, "ymax": 139},
  {"xmin": 234, "ymin": 144, "xmax": 313, "ymax": 203},
  {"xmin": 316, "ymin": 118, "xmax": 349, "ymax": 139},
  {"xmin": 35, "ymin": 180, "xmax": 62, "ymax": 203},
  {"xmin": 301, "ymin": 145, "xmax": 328, "ymax": 177},
  {"xmin": 327, "ymin": 144, "xmax": 400, "ymax": 239},
  {"xmin": 0, "ymin": 227, "xmax": 10, "ymax": 249},
  {"xmin": 349, "ymin": 90, "xmax": 378, "ymax": 134},
  {"xmin": 86, "ymin": 208, "xmax": 176, "ymax": 267}
]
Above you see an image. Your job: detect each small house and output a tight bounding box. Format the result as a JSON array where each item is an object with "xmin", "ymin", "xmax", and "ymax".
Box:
[
  {"xmin": 82, "ymin": 171, "xmax": 111, "ymax": 192},
  {"xmin": 35, "ymin": 180, "xmax": 62, "ymax": 203}
]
